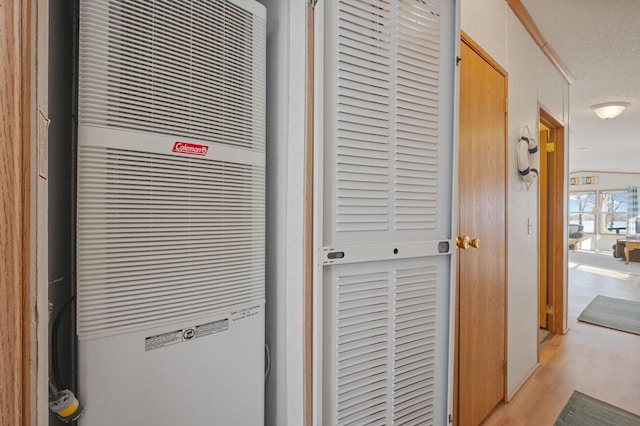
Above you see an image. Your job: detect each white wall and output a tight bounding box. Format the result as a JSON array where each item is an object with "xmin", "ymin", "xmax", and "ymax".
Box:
[
  {"xmin": 460, "ymin": 0, "xmax": 506, "ymax": 66},
  {"xmin": 505, "ymin": 10, "xmax": 540, "ymax": 399},
  {"xmin": 538, "ymin": 55, "xmax": 568, "ymax": 121},
  {"xmin": 259, "ymin": 0, "xmax": 307, "ymax": 425},
  {"xmin": 460, "ymin": 0, "xmax": 570, "ymax": 399}
]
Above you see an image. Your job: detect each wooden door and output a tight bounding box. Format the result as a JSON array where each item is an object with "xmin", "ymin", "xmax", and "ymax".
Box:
[
  {"xmin": 539, "ymin": 128, "xmax": 549, "ymax": 329},
  {"xmin": 457, "ymin": 35, "xmax": 507, "ymax": 426}
]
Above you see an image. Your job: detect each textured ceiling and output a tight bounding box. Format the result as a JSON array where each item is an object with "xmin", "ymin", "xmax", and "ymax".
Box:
[{"xmin": 521, "ymin": 0, "xmax": 640, "ymax": 173}]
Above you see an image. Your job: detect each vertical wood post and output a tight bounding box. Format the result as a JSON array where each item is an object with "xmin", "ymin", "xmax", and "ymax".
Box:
[{"xmin": 1, "ymin": 0, "xmax": 32, "ymax": 424}]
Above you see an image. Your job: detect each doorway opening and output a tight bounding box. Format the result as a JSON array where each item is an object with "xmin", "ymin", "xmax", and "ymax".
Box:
[{"xmin": 538, "ymin": 109, "xmax": 566, "ymax": 338}]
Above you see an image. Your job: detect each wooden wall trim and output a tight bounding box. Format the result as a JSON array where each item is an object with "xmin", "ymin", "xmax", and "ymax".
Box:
[
  {"xmin": 507, "ymin": 0, "xmax": 575, "ymax": 84},
  {"xmin": 1, "ymin": 0, "xmax": 32, "ymax": 424},
  {"xmin": 551, "ymin": 125, "xmax": 566, "ymax": 334},
  {"xmin": 304, "ymin": 3, "xmax": 314, "ymax": 426},
  {"xmin": 22, "ymin": 1, "xmax": 33, "ymax": 424}
]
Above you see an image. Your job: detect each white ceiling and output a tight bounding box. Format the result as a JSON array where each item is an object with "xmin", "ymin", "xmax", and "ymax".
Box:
[{"xmin": 521, "ymin": 0, "xmax": 640, "ymax": 173}]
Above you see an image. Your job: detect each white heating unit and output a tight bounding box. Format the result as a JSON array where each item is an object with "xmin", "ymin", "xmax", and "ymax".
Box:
[{"xmin": 76, "ymin": 0, "xmax": 266, "ymax": 424}]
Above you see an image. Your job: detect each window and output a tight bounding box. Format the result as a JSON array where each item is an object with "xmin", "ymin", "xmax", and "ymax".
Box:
[
  {"xmin": 569, "ymin": 192, "xmax": 596, "ymax": 233},
  {"xmin": 569, "ymin": 190, "xmax": 629, "ymax": 234},
  {"xmin": 600, "ymin": 190, "xmax": 628, "ymax": 234}
]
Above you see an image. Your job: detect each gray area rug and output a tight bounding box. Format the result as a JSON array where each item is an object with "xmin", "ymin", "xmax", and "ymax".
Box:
[
  {"xmin": 555, "ymin": 391, "xmax": 640, "ymax": 425},
  {"xmin": 577, "ymin": 295, "xmax": 640, "ymax": 335}
]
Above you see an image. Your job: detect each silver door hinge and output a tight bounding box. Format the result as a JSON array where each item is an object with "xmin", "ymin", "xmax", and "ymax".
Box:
[{"xmin": 448, "ymin": 414, "xmax": 454, "ymax": 423}]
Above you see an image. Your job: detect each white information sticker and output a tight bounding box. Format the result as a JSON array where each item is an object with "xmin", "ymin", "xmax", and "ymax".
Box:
[{"xmin": 145, "ymin": 319, "xmax": 229, "ymax": 351}]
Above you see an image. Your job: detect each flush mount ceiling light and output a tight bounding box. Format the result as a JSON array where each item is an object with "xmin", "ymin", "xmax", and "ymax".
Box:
[{"xmin": 591, "ymin": 102, "xmax": 629, "ymax": 119}]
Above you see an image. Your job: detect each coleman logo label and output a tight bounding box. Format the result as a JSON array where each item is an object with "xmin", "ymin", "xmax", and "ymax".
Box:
[{"xmin": 172, "ymin": 141, "xmax": 209, "ymax": 156}]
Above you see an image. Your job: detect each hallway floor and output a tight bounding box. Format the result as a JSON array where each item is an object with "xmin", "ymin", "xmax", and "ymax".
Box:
[{"xmin": 482, "ymin": 250, "xmax": 640, "ymax": 425}]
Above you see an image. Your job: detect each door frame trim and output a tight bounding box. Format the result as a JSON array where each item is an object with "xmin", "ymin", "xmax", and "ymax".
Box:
[
  {"xmin": 539, "ymin": 107, "xmax": 566, "ymax": 335},
  {"xmin": 305, "ymin": 2, "xmax": 315, "ymax": 425},
  {"xmin": 1, "ymin": 0, "xmax": 33, "ymax": 424},
  {"xmin": 539, "ymin": 125, "xmax": 550, "ymax": 330}
]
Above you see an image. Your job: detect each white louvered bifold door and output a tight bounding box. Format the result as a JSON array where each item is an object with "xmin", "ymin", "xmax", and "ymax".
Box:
[{"xmin": 320, "ymin": 0, "xmax": 456, "ymax": 424}]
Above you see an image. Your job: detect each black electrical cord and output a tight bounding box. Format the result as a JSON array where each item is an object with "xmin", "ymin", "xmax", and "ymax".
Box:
[
  {"xmin": 49, "ymin": 271, "xmax": 74, "ymax": 285},
  {"xmin": 51, "ymin": 294, "xmax": 76, "ymax": 390},
  {"xmin": 49, "ymin": 271, "xmax": 73, "ymax": 285},
  {"xmin": 49, "ymin": 382, "xmax": 59, "ymax": 399}
]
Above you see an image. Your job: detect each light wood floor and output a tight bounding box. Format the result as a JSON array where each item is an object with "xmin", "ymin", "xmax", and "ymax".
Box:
[{"xmin": 482, "ymin": 250, "xmax": 640, "ymax": 425}]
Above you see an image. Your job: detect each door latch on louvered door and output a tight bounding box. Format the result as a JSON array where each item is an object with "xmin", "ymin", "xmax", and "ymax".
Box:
[{"xmin": 321, "ymin": 240, "xmax": 455, "ymax": 265}]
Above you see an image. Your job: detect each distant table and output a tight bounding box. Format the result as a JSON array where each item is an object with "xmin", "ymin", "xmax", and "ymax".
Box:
[{"xmin": 624, "ymin": 240, "xmax": 640, "ymax": 264}]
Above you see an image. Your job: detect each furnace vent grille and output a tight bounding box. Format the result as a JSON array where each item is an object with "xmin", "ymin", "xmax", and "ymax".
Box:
[
  {"xmin": 76, "ymin": 146, "xmax": 265, "ymax": 338},
  {"xmin": 78, "ymin": 0, "xmax": 266, "ymax": 151}
]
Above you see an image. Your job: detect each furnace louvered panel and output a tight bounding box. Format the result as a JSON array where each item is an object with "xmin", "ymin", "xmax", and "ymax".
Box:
[
  {"xmin": 77, "ymin": 0, "xmax": 266, "ymax": 339},
  {"xmin": 77, "ymin": 146, "xmax": 265, "ymax": 337},
  {"xmin": 77, "ymin": 0, "xmax": 266, "ymax": 423},
  {"xmin": 78, "ymin": 0, "xmax": 266, "ymax": 151}
]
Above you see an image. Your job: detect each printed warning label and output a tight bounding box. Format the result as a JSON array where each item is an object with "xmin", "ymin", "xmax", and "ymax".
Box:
[
  {"xmin": 145, "ymin": 319, "xmax": 229, "ymax": 351},
  {"xmin": 230, "ymin": 305, "xmax": 261, "ymax": 322},
  {"xmin": 145, "ymin": 330, "xmax": 183, "ymax": 351},
  {"xmin": 196, "ymin": 319, "xmax": 228, "ymax": 337}
]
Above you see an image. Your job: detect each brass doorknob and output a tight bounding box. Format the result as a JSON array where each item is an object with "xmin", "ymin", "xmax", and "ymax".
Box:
[
  {"xmin": 469, "ymin": 238, "xmax": 480, "ymax": 249},
  {"xmin": 457, "ymin": 236, "xmax": 470, "ymax": 249}
]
